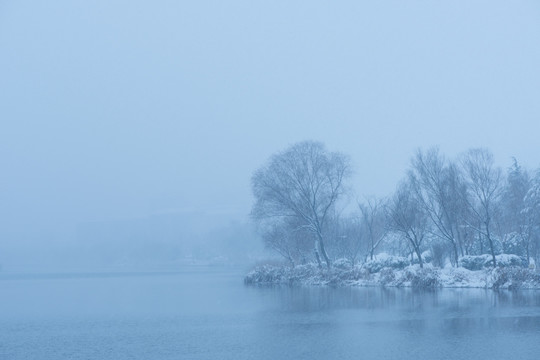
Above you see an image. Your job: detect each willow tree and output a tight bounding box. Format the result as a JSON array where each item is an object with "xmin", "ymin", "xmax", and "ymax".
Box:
[
  {"xmin": 408, "ymin": 148, "xmax": 469, "ymax": 266},
  {"xmin": 251, "ymin": 141, "xmax": 350, "ymax": 268},
  {"xmin": 387, "ymin": 180, "xmax": 429, "ymax": 268},
  {"xmin": 358, "ymin": 197, "xmax": 387, "ymax": 261},
  {"xmin": 461, "ymin": 148, "xmax": 502, "ymax": 267}
]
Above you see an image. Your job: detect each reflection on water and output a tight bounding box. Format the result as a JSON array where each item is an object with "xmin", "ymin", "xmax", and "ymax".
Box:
[
  {"xmin": 256, "ymin": 284, "xmax": 540, "ymax": 312},
  {"xmin": 1, "ymin": 267, "xmax": 539, "ymax": 360}
]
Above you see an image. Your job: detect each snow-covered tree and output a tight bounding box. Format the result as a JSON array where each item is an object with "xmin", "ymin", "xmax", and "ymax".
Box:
[
  {"xmin": 260, "ymin": 217, "xmax": 312, "ymax": 267},
  {"xmin": 408, "ymin": 148, "xmax": 469, "ymax": 266},
  {"xmin": 461, "ymin": 148, "xmax": 502, "ymax": 267},
  {"xmin": 251, "ymin": 141, "xmax": 351, "ymax": 268},
  {"xmin": 498, "ymin": 159, "xmax": 531, "ymax": 259},
  {"xmin": 386, "ymin": 180, "xmax": 429, "ymax": 268},
  {"xmin": 523, "ymin": 169, "xmax": 540, "ymax": 264},
  {"xmin": 326, "ymin": 215, "xmax": 365, "ymax": 266},
  {"xmin": 358, "ymin": 197, "xmax": 387, "ymax": 261}
]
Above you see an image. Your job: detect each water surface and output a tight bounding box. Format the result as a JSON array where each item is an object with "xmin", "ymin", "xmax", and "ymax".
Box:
[{"xmin": 1, "ymin": 266, "xmax": 539, "ymax": 359}]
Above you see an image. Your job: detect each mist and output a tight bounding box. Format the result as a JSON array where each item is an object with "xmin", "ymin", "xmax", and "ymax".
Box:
[
  {"xmin": 2, "ymin": 1, "xmax": 539, "ymax": 272},
  {"xmin": 2, "ymin": 2, "xmax": 540, "ymax": 359}
]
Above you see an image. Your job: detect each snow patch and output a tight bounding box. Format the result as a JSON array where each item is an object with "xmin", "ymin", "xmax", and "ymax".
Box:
[{"xmin": 245, "ymin": 261, "xmax": 540, "ymax": 289}]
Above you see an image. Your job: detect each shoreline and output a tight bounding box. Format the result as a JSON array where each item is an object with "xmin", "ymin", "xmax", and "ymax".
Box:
[{"xmin": 245, "ymin": 263, "xmax": 540, "ymax": 290}]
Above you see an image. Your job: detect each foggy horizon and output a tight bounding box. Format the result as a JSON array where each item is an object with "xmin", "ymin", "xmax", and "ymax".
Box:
[
  {"xmin": 2, "ymin": 1, "xmax": 540, "ymax": 270},
  {"xmin": 2, "ymin": 3, "xmax": 540, "ymax": 360}
]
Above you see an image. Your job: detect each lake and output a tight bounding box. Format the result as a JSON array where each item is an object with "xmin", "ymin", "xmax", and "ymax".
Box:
[{"xmin": 1, "ymin": 266, "xmax": 539, "ymax": 359}]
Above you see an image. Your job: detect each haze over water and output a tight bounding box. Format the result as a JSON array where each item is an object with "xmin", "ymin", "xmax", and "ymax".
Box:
[
  {"xmin": 2, "ymin": 1, "xmax": 540, "ymax": 270},
  {"xmin": 1, "ymin": 267, "xmax": 539, "ymax": 359},
  {"xmin": 1, "ymin": 2, "xmax": 540, "ymax": 359}
]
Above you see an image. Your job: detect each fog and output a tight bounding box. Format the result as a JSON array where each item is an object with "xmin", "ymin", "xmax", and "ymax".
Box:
[{"xmin": 1, "ymin": 1, "xmax": 540, "ymax": 270}]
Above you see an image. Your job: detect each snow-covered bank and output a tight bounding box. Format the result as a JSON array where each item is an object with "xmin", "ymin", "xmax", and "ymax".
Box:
[{"xmin": 245, "ymin": 263, "xmax": 540, "ymax": 290}]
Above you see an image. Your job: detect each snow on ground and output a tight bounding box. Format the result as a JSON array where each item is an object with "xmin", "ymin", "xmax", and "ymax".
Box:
[{"xmin": 244, "ymin": 261, "xmax": 540, "ymax": 289}]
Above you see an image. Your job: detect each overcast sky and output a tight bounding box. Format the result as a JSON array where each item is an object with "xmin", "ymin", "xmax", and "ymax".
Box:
[{"xmin": 1, "ymin": 1, "xmax": 540, "ymax": 244}]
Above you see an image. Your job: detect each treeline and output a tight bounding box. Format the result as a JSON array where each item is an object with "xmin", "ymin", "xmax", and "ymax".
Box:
[{"xmin": 251, "ymin": 141, "xmax": 540, "ymax": 269}]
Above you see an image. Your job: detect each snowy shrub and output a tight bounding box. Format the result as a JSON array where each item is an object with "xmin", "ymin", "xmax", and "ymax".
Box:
[
  {"xmin": 245, "ymin": 262, "xmax": 368, "ymax": 286},
  {"xmin": 490, "ymin": 267, "xmax": 525, "ymax": 289},
  {"xmin": 490, "ymin": 267, "xmax": 510, "ymax": 289},
  {"xmin": 244, "ymin": 257, "xmax": 539, "ymax": 288},
  {"xmin": 379, "ymin": 268, "xmax": 396, "ymax": 285},
  {"xmin": 421, "ymin": 250, "xmax": 433, "ymax": 264},
  {"xmin": 410, "ymin": 267, "xmax": 440, "ymax": 288},
  {"xmin": 489, "ymin": 267, "xmax": 540, "ymax": 290},
  {"xmin": 327, "ymin": 269, "xmax": 354, "ymax": 285},
  {"xmin": 468, "ymin": 238, "xmax": 503, "ymax": 258},
  {"xmin": 288, "ymin": 263, "xmax": 320, "ymax": 284},
  {"xmin": 244, "ymin": 264, "xmax": 286, "ymax": 284},
  {"xmin": 460, "ymin": 255, "xmax": 491, "ymax": 270},
  {"xmin": 446, "ymin": 267, "xmax": 469, "ymax": 284},
  {"xmin": 332, "ymin": 258, "xmax": 353, "ymax": 270},
  {"xmin": 479, "ymin": 256, "xmax": 498, "ymax": 268},
  {"xmin": 460, "ymin": 254, "xmax": 524, "ymax": 270},
  {"xmin": 494, "ymin": 254, "xmax": 527, "ymax": 268},
  {"xmin": 364, "ymin": 255, "xmax": 409, "ymax": 273},
  {"xmin": 399, "ymin": 267, "xmax": 416, "ymax": 282},
  {"xmin": 501, "ymin": 233, "xmax": 526, "ymax": 257},
  {"xmin": 430, "ymin": 242, "xmax": 446, "ymax": 268}
]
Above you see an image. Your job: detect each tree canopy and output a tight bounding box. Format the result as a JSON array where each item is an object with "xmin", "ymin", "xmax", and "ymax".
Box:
[{"xmin": 251, "ymin": 141, "xmax": 351, "ymax": 268}]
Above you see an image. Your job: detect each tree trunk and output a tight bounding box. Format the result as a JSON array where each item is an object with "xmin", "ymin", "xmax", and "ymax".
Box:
[
  {"xmin": 318, "ymin": 237, "xmax": 331, "ymax": 269},
  {"xmin": 526, "ymin": 240, "xmax": 530, "ymax": 266},
  {"xmin": 486, "ymin": 224, "xmax": 497, "ymax": 267},
  {"xmin": 314, "ymin": 247, "xmax": 323, "ymax": 268},
  {"xmin": 457, "ymin": 231, "xmax": 465, "ymax": 257},
  {"xmin": 452, "ymin": 241, "xmax": 459, "ymax": 267},
  {"xmin": 479, "ymin": 232, "xmax": 484, "ymax": 254},
  {"xmin": 288, "ymin": 255, "xmax": 295, "ymax": 268},
  {"xmin": 415, "ymin": 246, "xmax": 424, "ymax": 268}
]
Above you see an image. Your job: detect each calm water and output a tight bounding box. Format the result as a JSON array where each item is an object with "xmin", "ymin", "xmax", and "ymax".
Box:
[{"xmin": 1, "ymin": 266, "xmax": 539, "ymax": 359}]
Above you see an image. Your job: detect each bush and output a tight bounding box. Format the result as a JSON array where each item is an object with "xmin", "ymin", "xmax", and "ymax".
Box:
[
  {"xmin": 421, "ymin": 250, "xmax": 433, "ymax": 264},
  {"xmin": 410, "ymin": 267, "xmax": 440, "ymax": 288},
  {"xmin": 447, "ymin": 267, "xmax": 469, "ymax": 284},
  {"xmin": 396, "ymin": 267, "xmax": 416, "ymax": 285},
  {"xmin": 430, "ymin": 242, "xmax": 447, "ymax": 267},
  {"xmin": 460, "ymin": 254, "xmax": 526, "ymax": 270},
  {"xmin": 364, "ymin": 255, "xmax": 409, "ymax": 273},
  {"xmin": 379, "ymin": 268, "xmax": 396, "ymax": 285},
  {"xmin": 332, "ymin": 258, "xmax": 353, "ymax": 270},
  {"xmin": 244, "ymin": 264, "xmax": 286, "ymax": 284},
  {"xmin": 494, "ymin": 254, "xmax": 527, "ymax": 268},
  {"xmin": 489, "ymin": 267, "xmax": 540, "ymax": 290},
  {"xmin": 288, "ymin": 263, "xmax": 320, "ymax": 284},
  {"xmin": 327, "ymin": 268, "xmax": 357, "ymax": 285},
  {"xmin": 501, "ymin": 232, "xmax": 526, "ymax": 257},
  {"xmin": 460, "ymin": 255, "xmax": 491, "ymax": 270}
]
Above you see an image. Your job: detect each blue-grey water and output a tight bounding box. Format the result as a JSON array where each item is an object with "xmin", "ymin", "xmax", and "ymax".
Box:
[{"xmin": 1, "ymin": 266, "xmax": 539, "ymax": 359}]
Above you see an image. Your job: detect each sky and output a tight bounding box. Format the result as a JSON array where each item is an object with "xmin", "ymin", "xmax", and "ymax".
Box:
[{"xmin": 1, "ymin": 1, "xmax": 540, "ymax": 254}]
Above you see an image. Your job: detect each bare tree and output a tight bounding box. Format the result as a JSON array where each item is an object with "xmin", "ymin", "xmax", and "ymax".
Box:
[
  {"xmin": 326, "ymin": 215, "xmax": 364, "ymax": 266},
  {"xmin": 496, "ymin": 159, "xmax": 531, "ymax": 260},
  {"xmin": 386, "ymin": 180, "xmax": 429, "ymax": 268},
  {"xmin": 408, "ymin": 148, "xmax": 469, "ymax": 266},
  {"xmin": 358, "ymin": 197, "xmax": 387, "ymax": 261},
  {"xmin": 261, "ymin": 218, "xmax": 312, "ymax": 267},
  {"xmin": 523, "ymin": 169, "xmax": 540, "ymax": 265},
  {"xmin": 461, "ymin": 148, "xmax": 502, "ymax": 267},
  {"xmin": 251, "ymin": 141, "xmax": 351, "ymax": 268}
]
